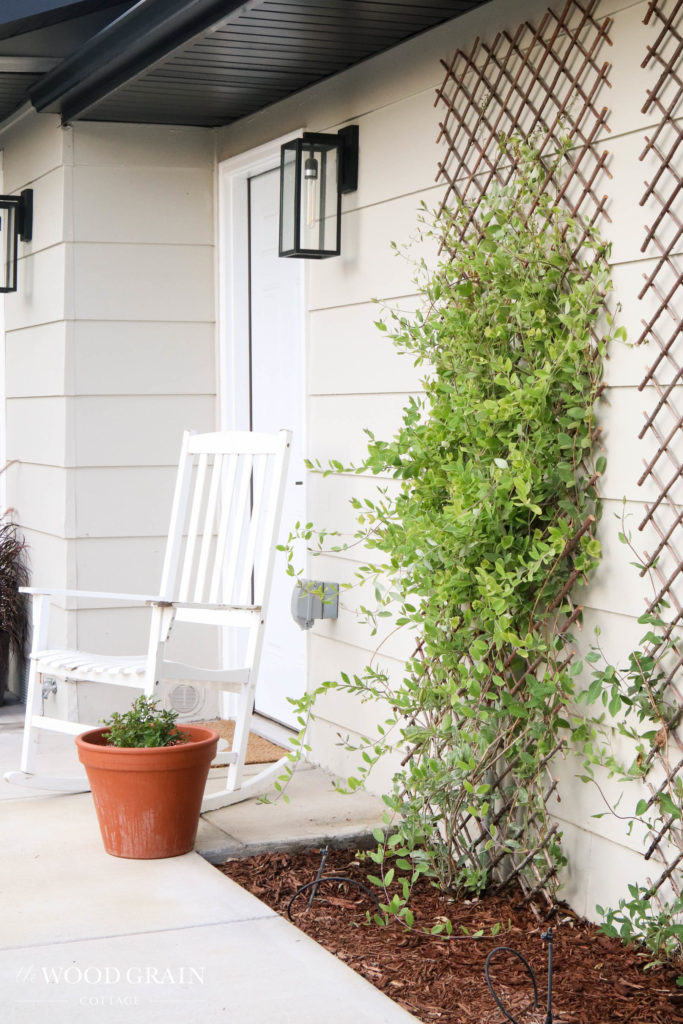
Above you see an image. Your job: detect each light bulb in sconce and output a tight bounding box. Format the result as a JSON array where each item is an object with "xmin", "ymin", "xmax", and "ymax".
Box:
[
  {"xmin": 304, "ymin": 154, "xmax": 319, "ymax": 229},
  {"xmin": 279, "ymin": 126, "xmax": 356, "ymax": 258}
]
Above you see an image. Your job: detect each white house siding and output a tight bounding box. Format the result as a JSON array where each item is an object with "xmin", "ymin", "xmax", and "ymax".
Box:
[
  {"xmin": 0, "ymin": 115, "xmax": 218, "ymax": 709},
  {"xmin": 216, "ymin": 0, "xmax": 682, "ymax": 919}
]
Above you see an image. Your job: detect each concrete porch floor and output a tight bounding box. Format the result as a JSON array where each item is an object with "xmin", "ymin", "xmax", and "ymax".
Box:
[{"xmin": 0, "ymin": 700, "xmax": 412, "ymax": 1023}]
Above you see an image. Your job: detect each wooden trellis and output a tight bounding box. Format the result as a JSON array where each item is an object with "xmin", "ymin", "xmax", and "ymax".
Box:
[
  {"xmin": 435, "ymin": 0, "xmax": 612, "ymax": 244},
  {"xmin": 635, "ymin": 0, "xmax": 683, "ymax": 911},
  {"xmin": 431, "ymin": 0, "xmax": 613, "ymax": 911}
]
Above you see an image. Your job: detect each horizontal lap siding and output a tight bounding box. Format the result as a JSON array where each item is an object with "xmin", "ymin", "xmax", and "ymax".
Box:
[
  {"xmin": 2, "ymin": 114, "xmax": 71, "ymax": 644},
  {"xmin": 65, "ymin": 125, "xmax": 217, "ymax": 655},
  {"xmin": 1, "ymin": 118, "xmax": 217, "ymax": 654},
  {"xmin": 309, "ymin": 302, "xmax": 422, "ymax": 395}
]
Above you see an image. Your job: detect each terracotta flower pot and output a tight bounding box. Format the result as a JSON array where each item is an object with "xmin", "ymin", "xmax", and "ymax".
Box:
[{"xmin": 75, "ymin": 725, "xmax": 219, "ymax": 859}]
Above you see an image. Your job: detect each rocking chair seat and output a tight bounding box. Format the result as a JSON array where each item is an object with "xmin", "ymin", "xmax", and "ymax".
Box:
[{"xmin": 30, "ymin": 649, "xmax": 147, "ymax": 685}]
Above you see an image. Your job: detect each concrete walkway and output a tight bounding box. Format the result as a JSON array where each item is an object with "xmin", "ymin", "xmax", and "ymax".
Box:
[{"xmin": 0, "ymin": 702, "xmax": 414, "ymax": 1023}]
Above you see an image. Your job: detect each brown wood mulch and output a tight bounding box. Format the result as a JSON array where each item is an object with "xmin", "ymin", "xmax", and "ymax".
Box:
[{"xmin": 219, "ymin": 848, "xmax": 683, "ymax": 1024}]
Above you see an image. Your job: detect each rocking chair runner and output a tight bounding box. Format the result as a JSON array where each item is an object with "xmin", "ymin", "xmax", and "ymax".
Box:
[{"xmin": 4, "ymin": 429, "xmax": 292, "ymax": 811}]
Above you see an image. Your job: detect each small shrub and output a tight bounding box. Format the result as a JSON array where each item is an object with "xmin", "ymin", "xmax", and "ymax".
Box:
[
  {"xmin": 102, "ymin": 695, "xmax": 188, "ymax": 748},
  {"xmin": 0, "ymin": 519, "xmax": 29, "ymax": 655}
]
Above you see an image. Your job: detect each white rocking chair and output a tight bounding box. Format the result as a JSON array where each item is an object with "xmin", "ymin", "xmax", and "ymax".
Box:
[{"xmin": 4, "ymin": 429, "xmax": 292, "ymax": 811}]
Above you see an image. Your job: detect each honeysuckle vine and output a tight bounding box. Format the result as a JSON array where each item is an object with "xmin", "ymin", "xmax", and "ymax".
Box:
[{"xmin": 279, "ymin": 138, "xmax": 681, "ymax": 965}]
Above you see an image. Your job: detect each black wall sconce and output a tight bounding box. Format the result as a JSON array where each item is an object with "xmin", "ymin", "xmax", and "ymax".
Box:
[
  {"xmin": 279, "ymin": 126, "xmax": 358, "ymax": 259},
  {"xmin": 0, "ymin": 189, "xmax": 33, "ymax": 293}
]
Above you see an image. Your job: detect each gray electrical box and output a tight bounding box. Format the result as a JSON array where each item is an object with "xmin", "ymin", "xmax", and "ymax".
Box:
[{"xmin": 291, "ymin": 580, "xmax": 339, "ymax": 631}]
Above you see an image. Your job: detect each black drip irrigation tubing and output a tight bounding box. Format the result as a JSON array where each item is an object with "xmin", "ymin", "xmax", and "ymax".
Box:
[
  {"xmin": 485, "ymin": 927, "xmax": 554, "ymax": 1024},
  {"xmin": 285, "ymin": 845, "xmax": 382, "ymax": 922}
]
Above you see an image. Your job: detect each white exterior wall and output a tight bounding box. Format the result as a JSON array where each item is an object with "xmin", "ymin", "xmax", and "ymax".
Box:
[
  {"xmin": 216, "ymin": 0, "xmax": 680, "ymax": 919},
  {"xmin": 2, "ymin": 112, "xmax": 71, "ymax": 654},
  {"xmin": 1, "ymin": 115, "xmax": 217, "ymax": 680}
]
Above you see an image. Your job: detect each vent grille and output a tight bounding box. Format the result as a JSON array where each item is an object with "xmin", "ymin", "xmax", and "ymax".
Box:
[{"xmin": 167, "ymin": 683, "xmax": 202, "ymax": 716}]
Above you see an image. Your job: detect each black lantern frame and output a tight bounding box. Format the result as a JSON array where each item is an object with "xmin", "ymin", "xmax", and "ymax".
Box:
[
  {"xmin": 279, "ymin": 125, "xmax": 358, "ymax": 259},
  {"xmin": 0, "ymin": 189, "xmax": 33, "ymax": 293}
]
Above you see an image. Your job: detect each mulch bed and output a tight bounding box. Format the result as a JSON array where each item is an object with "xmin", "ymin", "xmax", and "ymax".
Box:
[{"xmin": 219, "ymin": 847, "xmax": 683, "ymax": 1024}]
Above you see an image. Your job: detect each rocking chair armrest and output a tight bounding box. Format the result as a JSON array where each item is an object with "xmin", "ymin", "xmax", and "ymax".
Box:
[
  {"xmin": 20, "ymin": 587, "xmax": 164, "ymax": 604},
  {"xmin": 146, "ymin": 599, "xmax": 261, "ymax": 613}
]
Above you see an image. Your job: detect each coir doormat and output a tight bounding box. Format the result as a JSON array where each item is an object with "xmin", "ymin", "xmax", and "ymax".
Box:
[{"xmin": 196, "ymin": 719, "xmax": 288, "ymax": 764}]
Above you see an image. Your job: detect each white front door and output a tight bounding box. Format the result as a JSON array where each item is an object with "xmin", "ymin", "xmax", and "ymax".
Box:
[
  {"xmin": 219, "ymin": 144, "xmax": 308, "ymax": 731},
  {"xmin": 249, "ymin": 168, "xmax": 307, "ymax": 727}
]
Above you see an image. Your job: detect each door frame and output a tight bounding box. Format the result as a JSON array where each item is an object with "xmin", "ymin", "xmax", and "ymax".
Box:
[
  {"xmin": 217, "ymin": 133, "xmax": 308, "ymax": 736},
  {"xmin": 217, "ymin": 131, "xmax": 304, "ymax": 432}
]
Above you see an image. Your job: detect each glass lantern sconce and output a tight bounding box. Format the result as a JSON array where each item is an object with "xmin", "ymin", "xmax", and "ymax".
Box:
[
  {"xmin": 279, "ymin": 125, "xmax": 358, "ymax": 259},
  {"xmin": 0, "ymin": 189, "xmax": 33, "ymax": 293}
]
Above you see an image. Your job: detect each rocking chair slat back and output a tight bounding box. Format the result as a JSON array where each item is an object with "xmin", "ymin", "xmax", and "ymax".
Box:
[
  {"xmin": 221, "ymin": 452, "xmax": 254, "ymax": 607},
  {"xmin": 237, "ymin": 453, "xmax": 267, "ymax": 606},
  {"xmin": 209, "ymin": 454, "xmax": 238, "ymax": 604},
  {"xmin": 178, "ymin": 451, "xmax": 210, "ymax": 603},
  {"xmin": 193, "ymin": 451, "xmax": 224, "ymax": 603},
  {"xmin": 160, "ymin": 432, "xmax": 288, "ymax": 613}
]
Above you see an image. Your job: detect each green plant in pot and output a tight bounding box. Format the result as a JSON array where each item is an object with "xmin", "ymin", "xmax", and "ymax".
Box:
[
  {"xmin": 0, "ymin": 519, "xmax": 29, "ymax": 706},
  {"xmin": 104, "ymin": 695, "xmax": 189, "ymax": 748},
  {"xmin": 75, "ymin": 696, "xmax": 219, "ymax": 859}
]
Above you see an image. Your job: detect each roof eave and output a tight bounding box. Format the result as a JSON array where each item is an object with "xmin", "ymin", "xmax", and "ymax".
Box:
[
  {"xmin": 0, "ymin": 0, "xmax": 127, "ymax": 41},
  {"xmin": 29, "ymin": 0, "xmax": 249, "ymax": 122}
]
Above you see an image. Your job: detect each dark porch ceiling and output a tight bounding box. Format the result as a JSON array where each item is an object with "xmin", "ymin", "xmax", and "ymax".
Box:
[
  {"xmin": 0, "ymin": 0, "xmax": 491, "ymax": 130},
  {"xmin": 0, "ymin": 1, "xmax": 136, "ymax": 123}
]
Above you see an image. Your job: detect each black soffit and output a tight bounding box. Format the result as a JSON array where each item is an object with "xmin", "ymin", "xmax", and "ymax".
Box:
[
  {"xmin": 28, "ymin": 0, "xmax": 492, "ymax": 128},
  {"xmin": 0, "ymin": 1, "xmax": 133, "ymax": 41},
  {"xmin": 0, "ymin": 1, "xmax": 137, "ymax": 124}
]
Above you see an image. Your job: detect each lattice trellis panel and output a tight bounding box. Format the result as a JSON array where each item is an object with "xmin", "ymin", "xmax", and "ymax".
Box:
[
  {"xmin": 635, "ymin": 0, "xmax": 683, "ymax": 909},
  {"xmin": 428, "ymin": 0, "xmax": 613, "ymax": 912},
  {"xmin": 435, "ymin": 0, "xmax": 612, "ymax": 246}
]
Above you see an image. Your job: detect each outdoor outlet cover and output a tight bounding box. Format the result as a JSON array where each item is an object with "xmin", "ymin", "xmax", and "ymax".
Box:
[{"xmin": 291, "ymin": 580, "xmax": 339, "ymax": 630}]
